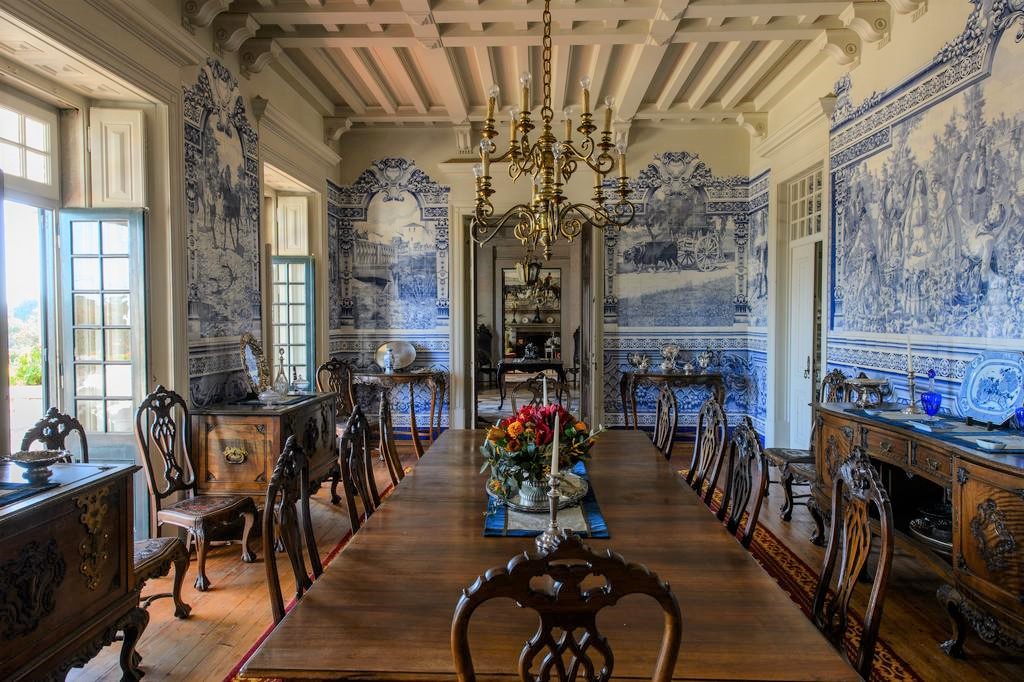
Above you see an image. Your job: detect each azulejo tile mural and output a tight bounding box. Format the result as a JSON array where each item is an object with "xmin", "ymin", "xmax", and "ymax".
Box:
[
  {"xmin": 183, "ymin": 58, "xmax": 261, "ymax": 406},
  {"xmin": 602, "ymin": 152, "xmax": 769, "ymax": 432},
  {"xmin": 327, "ymin": 159, "xmax": 451, "ymax": 426},
  {"xmin": 829, "ymin": 1, "xmax": 1024, "ymax": 417}
]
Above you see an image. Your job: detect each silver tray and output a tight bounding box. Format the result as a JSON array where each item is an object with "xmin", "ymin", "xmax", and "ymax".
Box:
[
  {"xmin": 909, "ymin": 517, "xmax": 952, "ymax": 558},
  {"xmin": 486, "ymin": 472, "xmax": 589, "ymax": 513},
  {"xmin": 374, "ymin": 340, "xmax": 416, "ymax": 370}
]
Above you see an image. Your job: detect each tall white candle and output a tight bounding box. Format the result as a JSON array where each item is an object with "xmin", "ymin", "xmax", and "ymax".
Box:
[
  {"xmin": 551, "ymin": 413, "xmax": 560, "ymax": 477},
  {"xmin": 906, "ymin": 334, "xmax": 914, "ymax": 374},
  {"xmin": 543, "ymin": 375, "xmax": 548, "ymax": 405}
]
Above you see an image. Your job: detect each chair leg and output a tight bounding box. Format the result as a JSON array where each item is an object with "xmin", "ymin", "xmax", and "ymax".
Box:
[
  {"xmin": 780, "ymin": 469, "xmax": 795, "ymax": 522},
  {"xmin": 240, "ymin": 509, "xmax": 256, "ymax": 563},
  {"xmin": 119, "ymin": 606, "xmax": 148, "ymax": 682},
  {"xmin": 193, "ymin": 528, "xmax": 212, "ymax": 591},
  {"xmin": 171, "ymin": 552, "xmax": 192, "ymax": 618},
  {"xmin": 808, "ymin": 497, "xmax": 827, "ymax": 547},
  {"xmin": 329, "ymin": 463, "xmax": 342, "ymax": 505}
]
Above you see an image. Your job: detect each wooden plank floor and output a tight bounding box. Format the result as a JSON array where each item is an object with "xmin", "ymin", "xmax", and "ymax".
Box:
[{"xmin": 69, "ymin": 438, "xmax": 1024, "ymax": 681}]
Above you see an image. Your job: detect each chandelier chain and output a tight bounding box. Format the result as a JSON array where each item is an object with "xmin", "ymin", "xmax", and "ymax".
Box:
[{"xmin": 541, "ymin": 0, "xmax": 552, "ymax": 117}]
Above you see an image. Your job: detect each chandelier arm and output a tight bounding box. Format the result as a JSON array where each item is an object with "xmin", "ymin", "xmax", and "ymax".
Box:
[{"xmin": 470, "ymin": 204, "xmax": 537, "ymax": 245}]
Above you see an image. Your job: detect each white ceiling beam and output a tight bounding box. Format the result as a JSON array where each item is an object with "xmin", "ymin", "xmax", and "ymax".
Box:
[
  {"xmin": 301, "ymin": 46, "xmax": 368, "ymax": 114},
  {"xmin": 551, "ymin": 44, "xmax": 572, "ymax": 113},
  {"xmin": 615, "ymin": 41, "xmax": 670, "ymax": 122},
  {"xmin": 588, "ymin": 43, "xmax": 613, "ymax": 104},
  {"xmin": 304, "ymin": 0, "xmax": 324, "ymax": 6},
  {"xmin": 686, "ymin": 40, "xmax": 744, "ymax": 110},
  {"xmin": 752, "ymin": 40, "xmax": 826, "ymax": 111},
  {"xmin": 417, "ymin": 45, "xmax": 469, "ymax": 122},
  {"xmin": 654, "ymin": 42, "xmax": 706, "ymax": 111},
  {"xmin": 376, "ymin": 47, "xmax": 429, "ymax": 113},
  {"xmin": 340, "ymin": 47, "xmax": 398, "ymax": 114},
  {"xmin": 682, "ymin": 1, "xmax": 850, "ymax": 18},
  {"xmin": 474, "ymin": 46, "xmax": 499, "ymax": 107},
  {"xmin": 719, "ymin": 39, "xmax": 791, "ymax": 109},
  {"xmin": 271, "ymin": 50, "xmax": 334, "ymax": 115}
]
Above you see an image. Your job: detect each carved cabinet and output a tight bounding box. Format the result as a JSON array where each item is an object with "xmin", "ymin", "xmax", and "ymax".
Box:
[
  {"xmin": 191, "ymin": 393, "xmax": 337, "ymax": 499},
  {"xmin": 812, "ymin": 403, "xmax": 1024, "ymax": 656},
  {"xmin": 1, "ymin": 462, "xmax": 140, "ymax": 680}
]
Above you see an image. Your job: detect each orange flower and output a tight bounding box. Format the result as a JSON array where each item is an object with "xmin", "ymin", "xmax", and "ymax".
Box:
[
  {"xmin": 507, "ymin": 420, "xmax": 525, "ymax": 438},
  {"xmin": 486, "ymin": 427, "xmax": 506, "ymax": 442},
  {"xmin": 575, "ymin": 421, "xmax": 588, "ymax": 432},
  {"xmin": 506, "ymin": 438, "xmax": 522, "ymax": 452}
]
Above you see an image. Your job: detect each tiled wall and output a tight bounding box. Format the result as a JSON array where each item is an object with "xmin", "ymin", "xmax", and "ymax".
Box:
[{"xmin": 827, "ymin": 3, "xmax": 1024, "ymax": 423}]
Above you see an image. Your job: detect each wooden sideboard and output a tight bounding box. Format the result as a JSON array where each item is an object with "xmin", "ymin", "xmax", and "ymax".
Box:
[
  {"xmin": 811, "ymin": 402, "xmax": 1024, "ymax": 657},
  {"xmin": 1, "ymin": 462, "xmax": 142, "ymax": 681},
  {"xmin": 191, "ymin": 393, "xmax": 337, "ymax": 499}
]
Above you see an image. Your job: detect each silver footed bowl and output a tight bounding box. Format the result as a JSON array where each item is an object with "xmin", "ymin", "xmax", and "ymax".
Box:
[{"xmin": 3, "ymin": 449, "xmax": 69, "ymax": 483}]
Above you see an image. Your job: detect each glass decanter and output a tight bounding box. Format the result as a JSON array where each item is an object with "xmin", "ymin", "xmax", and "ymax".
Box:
[
  {"xmin": 920, "ymin": 368, "xmax": 942, "ymax": 420},
  {"xmin": 273, "ymin": 347, "xmax": 290, "ymax": 396}
]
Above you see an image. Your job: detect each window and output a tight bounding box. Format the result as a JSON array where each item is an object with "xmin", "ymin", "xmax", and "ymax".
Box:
[
  {"xmin": 271, "ymin": 257, "xmax": 314, "ymax": 388},
  {"xmin": 0, "ymin": 91, "xmax": 58, "ymax": 200},
  {"xmin": 787, "ymin": 166, "xmax": 824, "ymax": 241}
]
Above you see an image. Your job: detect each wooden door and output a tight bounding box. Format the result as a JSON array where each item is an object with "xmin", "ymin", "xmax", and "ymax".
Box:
[{"xmin": 788, "ymin": 241, "xmax": 816, "ymax": 448}]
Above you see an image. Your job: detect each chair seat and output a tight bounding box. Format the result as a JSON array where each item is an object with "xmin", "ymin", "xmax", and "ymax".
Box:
[
  {"xmin": 134, "ymin": 537, "xmax": 187, "ymax": 578},
  {"xmin": 158, "ymin": 494, "xmax": 255, "ymax": 526},
  {"xmin": 764, "ymin": 446, "xmax": 813, "ymax": 468},
  {"xmin": 786, "ymin": 460, "xmax": 816, "ymax": 482}
]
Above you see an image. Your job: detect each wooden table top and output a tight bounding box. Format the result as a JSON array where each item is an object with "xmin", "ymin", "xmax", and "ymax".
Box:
[{"xmin": 241, "ymin": 430, "xmax": 856, "ymax": 681}]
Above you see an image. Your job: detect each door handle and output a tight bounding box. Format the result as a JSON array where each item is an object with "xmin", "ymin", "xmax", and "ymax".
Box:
[{"xmin": 803, "ymin": 356, "xmax": 811, "ymax": 379}]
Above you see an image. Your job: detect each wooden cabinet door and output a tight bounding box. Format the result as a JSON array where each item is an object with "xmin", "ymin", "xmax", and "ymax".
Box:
[
  {"xmin": 954, "ymin": 460, "xmax": 1024, "ymax": 620},
  {"xmin": 816, "ymin": 413, "xmax": 856, "ymax": 491},
  {"xmin": 196, "ymin": 417, "xmax": 275, "ymax": 495}
]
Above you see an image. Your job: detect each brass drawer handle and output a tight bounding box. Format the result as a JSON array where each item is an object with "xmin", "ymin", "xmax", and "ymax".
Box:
[
  {"xmin": 926, "ymin": 457, "xmax": 941, "ymax": 472},
  {"xmin": 224, "ymin": 447, "xmax": 248, "ymax": 465}
]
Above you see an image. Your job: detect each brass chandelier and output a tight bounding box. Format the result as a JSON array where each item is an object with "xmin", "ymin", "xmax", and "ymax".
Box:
[{"xmin": 470, "ymin": 0, "xmax": 636, "ymax": 261}]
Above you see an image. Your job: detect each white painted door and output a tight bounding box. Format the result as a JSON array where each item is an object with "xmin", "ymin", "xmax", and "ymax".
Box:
[{"xmin": 788, "ymin": 241, "xmax": 816, "ymax": 448}]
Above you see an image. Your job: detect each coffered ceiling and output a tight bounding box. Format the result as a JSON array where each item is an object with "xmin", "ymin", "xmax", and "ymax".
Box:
[{"xmin": 186, "ymin": 0, "xmax": 928, "ymax": 136}]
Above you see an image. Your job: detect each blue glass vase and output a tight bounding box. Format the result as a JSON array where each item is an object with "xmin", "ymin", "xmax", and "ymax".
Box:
[
  {"xmin": 920, "ymin": 391, "xmax": 942, "ymax": 419},
  {"xmin": 1016, "ymin": 407, "xmax": 1024, "ymax": 431}
]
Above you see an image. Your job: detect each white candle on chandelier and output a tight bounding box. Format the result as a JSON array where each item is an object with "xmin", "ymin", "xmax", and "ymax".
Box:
[
  {"xmin": 616, "ymin": 140, "xmax": 627, "ymax": 179},
  {"xmin": 487, "ymin": 84, "xmax": 499, "ymax": 120},
  {"xmin": 551, "ymin": 413, "xmax": 560, "ymax": 477},
  {"xmin": 603, "ymin": 96, "xmax": 614, "ymax": 134},
  {"xmin": 480, "ymin": 138, "xmax": 491, "ymax": 177},
  {"xmin": 580, "ymin": 77, "xmax": 591, "ymax": 115},
  {"xmin": 520, "ymin": 71, "xmax": 531, "ymax": 113},
  {"xmin": 564, "ymin": 107, "xmax": 573, "ymax": 141}
]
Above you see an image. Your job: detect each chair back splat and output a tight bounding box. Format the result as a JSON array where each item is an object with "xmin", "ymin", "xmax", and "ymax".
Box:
[
  {"xmin": 510, "ymin": 372, "xmax": 572, "ymax": 412},
  {"xmin": 717, "ymin": 417, "xmax": 769, "ymax": 547},
  {"xmin": 451, "ymin": 530, "xmax": 682, "ymax": 682},
  {"xmin": 316, "ymin": 357, "xmax": 356, "ymax": 418},
  {"xmin": 811, "ymin": 446, "xmax": 894, "ymax": 680},
  {"xmin": 135, "ymin": 385, "xmax": 197, "ymax": 506},
  {"xmin": 264, "ymin": 435, "xmax": 322, "ymax": 624},
  {"xmin": 651, "ymin": 385, "xmax": 678, "ymax": 460},
  {"xmin": 687, "ymin": 397, "xmax": 727, "ymax": 504},
  {"xmin": 337, "ymin": 406, "xmax": 380, "ymax": 532},
  {"xmin": 21, "ymin": 407, "xmax": 89, "ymax": 463}
]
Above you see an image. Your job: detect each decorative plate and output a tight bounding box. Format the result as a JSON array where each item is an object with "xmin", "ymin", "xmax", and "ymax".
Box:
[
  {"xmin": 957, "ymin": 351, "xmax": 1024, "ymax": 424},
  {"xmin": 374, "ymin": 341, "xmax": 416, "ymax": 370},
  {"xmin": 486, "ymin": 472, "xmax": 589, "ymax": 513},
  {"xmin": 545, "ymin": 316, "xmax": 554, "ymax": 323}
]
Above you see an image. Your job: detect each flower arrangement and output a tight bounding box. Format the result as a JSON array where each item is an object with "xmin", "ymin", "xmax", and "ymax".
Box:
[{"xmin": 481, "ymin": 403, "xmax": 603, "ymax": 499}]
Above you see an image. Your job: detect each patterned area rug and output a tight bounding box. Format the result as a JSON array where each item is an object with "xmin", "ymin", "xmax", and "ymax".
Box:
[{"xmin": 685, "ymin": 469, "xmax": 922, "ymax": 682}]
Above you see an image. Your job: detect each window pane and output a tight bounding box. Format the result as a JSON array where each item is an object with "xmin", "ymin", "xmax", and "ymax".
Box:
[
  {"xmin": 105, "ymin": 328, "xmax": 131, "ymax": 361},
  {"xmin": 274, "ymin": 263, "xmax": 286, "ymax": 280},
  {"xmin": 73, "ymin": 221, "xmax": 100, "ymax": 254},
  {"xmin": 101, "ymin": 221, "xmax": 130, "ymax": 254},
  {"xmin": 290, "ymin": 284, "xmax": 305, "ymax": 303},
  {"xmin": 75, "ymin": 364, "xmax": 103, "ymax": 396},
  {"xmin": 290, "ymin": 304, "xmax": 305, "ymax": 324},
  {"xmin": 102, "ymin": 257, "xmax": 129, "ymax": 289},
  {"xmin": 24, "ymin": 117, "xmax": 47, "ymax": 151},
  {"xmin": 25, "ymin": 151, "xmax": 47, "ymax": 183},
  {"xmin": 105, "ymin": 364, "xmax": 132, "ymax": 396},
  {"xmin": 74, "ymin": 329, "xmax": 103, "ymax": 361},
  {"xmin": 290, "ymin": 263, "xmax": 305, "ymax": 281},
  {"xmin": 104, "ymin": 293, "xmax": 130, "ymax": 325},
  {"xmin": 73, "ymin": 257, "xmax": 101, "ymax": 289},
  {"xmin": 274, "ymin": 283, "xmax": 287, "ymax": 304},
  {"xmin": 74, "ymin": 294, "xmax": 101, "ymax": 325},
  {"xmin": 106, "ymin": 400, "xmax": 133, "ymax": 432},
  {"xmin": 76, "ymin": 400, "xmax": 103, "ymax": 432},
  {"xmin": 290, "ymin": 326, "xmax": 305, "ymax": 344},
  {"xmin": 0, "ymin": 107, "xmax": 18, "ymax": 142},
  {"xmin": 0, "ymin": 141, "xmax": 20, "ymax": 176}
]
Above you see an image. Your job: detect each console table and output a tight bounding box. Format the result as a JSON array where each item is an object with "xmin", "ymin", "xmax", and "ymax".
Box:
[
  {"xmin": 811, "ymin": 402, "xmax": 1024, "ymax": 657},
  {"xmin": 191, "ymin": 393, "xmax": 337, "ymax": 499},
  {"xmin": 354, "ymin": 370, "xmax": 447, "ymax": 457},
  {"xmin": 1, "ymin": 461, "xmax": 143, "ymax": 681},
  {"xmin": 619, "ymin": 370, "xmax": 726, "ymax": 429},
  {"xmin": 496, "ymin": 359, "xmax": 566, "ymax": 409}
]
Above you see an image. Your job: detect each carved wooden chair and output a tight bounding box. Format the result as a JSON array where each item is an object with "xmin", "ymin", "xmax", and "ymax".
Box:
[
  {"xmin": 337, "ymin": 406, "xmax": 382, "ymax": 533},
  {"xmin": 239, "ymin": 332, "xmax": 270, "ymax": 395},
  {"xmin": 510, "ymin": 372, "xmax": 572, "ymax": 412},
  {"xmin": 651, "ymin": 384, "xmax": 678, "ymax": 460},
  {"xmin": 20, "ymin": 406, "xmax": 89, "ymax": 463},
  {"xmin": 316, "ymin": 357, "xmax": 356, "ymax": 421},
  {"xmin": 378, "ymin": 392, "xmax": 406, "ymax": 486},
  {"xmin": 765, "ymin": 369, "xmax": 849, "ymax": 521},
  {"xmin": 264, "ymin": 435, "xmax": 323, "ymax": 624},
  {"xmin": 717, "ymin": 416, "xmax": 769, "ymax": 548},
  {"xmin": 134, "ymin": 385, "xmax": 257, "ymax": 591},
  {"xmin": 685, "ymin": 397, "xmax": 728, "ymax": 506},
  {"xmin": 811, "ymin": 446, "xmax": 894, "ymax": 680},
  {"xmin": 451, "ymin": 530, "xmax": 682, "ymax": 681}
]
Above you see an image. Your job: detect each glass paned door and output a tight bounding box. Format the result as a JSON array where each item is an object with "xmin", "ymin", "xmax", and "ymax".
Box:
[
  {"xmin": 60, "ymin": 209, "xmax": 148, "ymax": 537},
  {"xmin": 271, "ymin": 256, "xmax": 314, "ymax": 390}
]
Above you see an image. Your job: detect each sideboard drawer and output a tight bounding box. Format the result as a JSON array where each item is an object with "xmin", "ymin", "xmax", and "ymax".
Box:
[
  {"xmin": 862, "ymin": 427, "xmax": 907, "ymax": 467},
  {"xmin": 910, "ymin": 443, "xmax": 953, "ymax": 486},
  {"xmin": 196, "ymin": 417, "xmax": 275, "ymax": 494}
]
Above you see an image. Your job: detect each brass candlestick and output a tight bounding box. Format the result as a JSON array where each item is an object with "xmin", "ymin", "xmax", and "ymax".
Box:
[
  {"xmin": 902, "ymin": 370, "xmax": 922, "ymax": 415},
  {"xmin": 535, "ymin": 473, "xmax": 561, "ymax": 553}
]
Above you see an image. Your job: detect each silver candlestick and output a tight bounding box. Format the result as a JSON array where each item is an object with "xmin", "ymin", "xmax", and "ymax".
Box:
[
  {"xmin": 902, "ymin": 370, "xmax": 922, "ymax": 415},
  {"xmin": 535, "ymin": 473, "xmax": 561, "ymax": 553}
]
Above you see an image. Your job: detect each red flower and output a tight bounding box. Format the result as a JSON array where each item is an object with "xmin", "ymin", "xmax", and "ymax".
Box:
[{"xmin": 534, "ymin": 420, "xmax": 552, "ymax": 446}]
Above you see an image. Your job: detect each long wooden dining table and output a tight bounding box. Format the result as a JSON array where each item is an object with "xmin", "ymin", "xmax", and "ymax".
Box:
[{"xmin": 241, "ymin": 429, "xmax": 856, "ymax": 680}]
